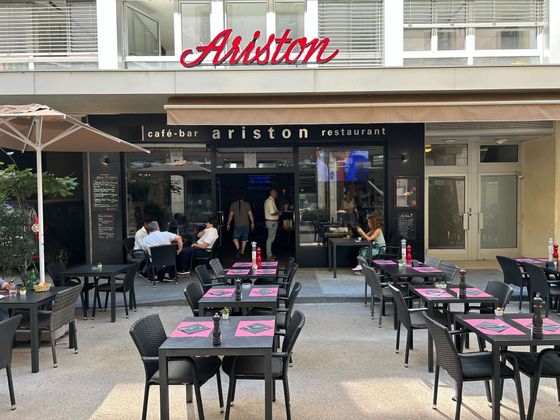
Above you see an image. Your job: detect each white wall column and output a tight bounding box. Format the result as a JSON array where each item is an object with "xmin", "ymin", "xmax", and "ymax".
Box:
[
  {"xmin": 545, "ymin": 0, "xmax": 560, "ymax": 63},
  {"xmin": 97, "ymin": 0, "xmax": 121, "ymax": 69},
  {"xmin": 305, "ymin": 0, "xmax": 318, "ymax": 39},
  {"xmin": 384, "ymin": 0, "xmax": 403, "ymax": 66}
]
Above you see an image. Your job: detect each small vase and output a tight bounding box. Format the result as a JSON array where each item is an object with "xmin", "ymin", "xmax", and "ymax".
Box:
[{"xmin": 222, "ymin": 313, "xmax": 229, "ymax": 320}]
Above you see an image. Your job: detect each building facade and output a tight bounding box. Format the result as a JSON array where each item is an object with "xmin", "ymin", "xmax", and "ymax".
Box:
[{"xmin": 1, "ymin": 0, "xmax": 560, "ymax": 266}]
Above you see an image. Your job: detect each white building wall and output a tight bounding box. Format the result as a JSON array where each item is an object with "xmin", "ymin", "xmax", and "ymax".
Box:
[
  {"xmin": 97, "ymin": 0, "xmax": 121, "ymax": 69},
  {"xmin": 384, "ymin": 0, "xmax": 403, "ymax": 66}
]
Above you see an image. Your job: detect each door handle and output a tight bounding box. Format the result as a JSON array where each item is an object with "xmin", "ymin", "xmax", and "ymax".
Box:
[
  {"xmin": 463, "ymin": 213, "xmax": 470, "ymax": 230},
  {"xmin": 479, "ymin": 213, "xmax": 484, "ymax": 230}
]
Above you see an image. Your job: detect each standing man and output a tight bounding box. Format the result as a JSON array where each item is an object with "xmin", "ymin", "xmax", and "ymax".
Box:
[
  {"xmin": 226, "ymin": 195, "xmax": 255, "ymax": 258},
  {"xmin": 264, "ymin": 188, "xmax": 282, "ymax": 261}
]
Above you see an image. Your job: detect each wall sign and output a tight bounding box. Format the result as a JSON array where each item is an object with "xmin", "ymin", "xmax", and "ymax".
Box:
[
  {"xmin": 180, "ymin": 29, "xmax": 339, "ymax": 67},
  {"xmin": 397, "ymin": 211, "xmax": 416, "ymax": 240},
  {"xmin": 92, "ymin": 174, "xmax": 119, "ymax": 211},
  {"xmin": 96, "ymin": 212, "xmax": 116, "ymax": 240}
]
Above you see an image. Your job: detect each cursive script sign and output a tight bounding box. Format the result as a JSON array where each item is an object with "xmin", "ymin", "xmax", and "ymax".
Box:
[{"xmin": 180, "ymin": 29, "xmax": 339, "ymax": 67}]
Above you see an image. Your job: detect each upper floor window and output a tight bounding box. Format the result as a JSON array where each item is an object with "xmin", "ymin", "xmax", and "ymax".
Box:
[
  {"xmin": 276, "ymin": 1, "xmax": 305, "ymax": 38},
  {"xmin": 181, "ymin": 1, "xmax": 212, "ymax": 50},
  {"xmin": 225, "ymin": 0, "xmax": 267, "ymax": 42}
]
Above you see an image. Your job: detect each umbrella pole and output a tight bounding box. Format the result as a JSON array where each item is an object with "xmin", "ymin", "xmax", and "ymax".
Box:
[{"xmin": 35, "ymin": 123, "xmax": 46, "ymax": 284}]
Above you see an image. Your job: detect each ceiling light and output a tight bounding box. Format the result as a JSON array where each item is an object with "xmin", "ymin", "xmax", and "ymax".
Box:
[
  {"xmin": 425, "ymin": 144, "xmax": 433, "ymax": 153},
  {"xmin": 495, "ymin": 138, "xmax": 509, "ymax": 144},
  {"xmin": 442, "ymin": 138, "xmax": 456, "ymax": 144}
]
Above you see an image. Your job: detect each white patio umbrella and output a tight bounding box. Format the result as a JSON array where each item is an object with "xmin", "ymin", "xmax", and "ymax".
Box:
[{"xmin": 0, "ymin": 104, "xmax": 150, "ymax": 283}]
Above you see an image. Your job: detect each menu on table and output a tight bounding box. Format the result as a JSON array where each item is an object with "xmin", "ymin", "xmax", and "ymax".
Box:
[
  {"xmin": 450, "ymin": 288, "xmax": 493, "ymax": 298},
  {"xmin": 235, "ymin": 320, "xmax": 276, "ymax": 337},
  {"xmin": 253, "ymin": 268, "xmax": 277, "ymax": 275},
  {"xmin": 464, "ymin": 319, "xmax": 524, "ymax": 335},
  {"xmin": 226, "ymin": 269, "xmax": 251, "ymax": 276},
  {"xmin": 412, "ymin": 266, "xmax": 441, "ymax": 273},
  {"xmin": 231, "ymin": 262, "xmax": 253, "ymax": 268},
  {"xmin": 169, "ymin": 321, "xmax": 213, "ymax": 338},
  {"xmin": 373, "ymin": 259, "xmax": 397, "ymax": 265},
  {"xmin": 415, "ymin": 288, "xmax": 453, "ymax": 298},
  {"xmin": 203, "ymin": 287, "xmax": 235, "ymax": 298},
  {"xmin": 261, "ymin": 261, "xmax": 279, "ymax": 267},
  {"xmin": 249, "ymin": 287, "xmax": 278, "ymax": 297},
  {"xmin": 511, "ymin": 318, "xmax": 560, "ymax": 334}
]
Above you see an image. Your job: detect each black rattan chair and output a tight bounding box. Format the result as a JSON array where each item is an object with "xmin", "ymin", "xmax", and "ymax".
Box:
[
  {"xmin": 195, "ymin": 264, "xmax": 228, "ymax": 293},
  {"xmin": 497, "ymin": 255, "xmax": 531, "ymax": 311},
  {"xmin": 209, "ymin": 258, "xmax": 227, "ymax": 280},
  {"xmin": 524, "ymin": 263, "xmax": 560, "ymax": 316},
  {"xmin": 424, "ymin": 314, "xmax": 525, "ymax": 420},
  {"xmin": 0, "ymin": 315, "xmax": 22, "ymax": 410},
  {"xmin": 505, "ymin": 349, "xmax": 560, "ymax": 419},
  {"xmin": 251, "ymin": 282, "xmax": 302, "ymax": 333},
  {"xmin": 439, "ymin": 261, "xmax": 459, "ymax": 283},
  {"xmin": 183, "ymin": 282, "xmax": 215, "ymax": 317},
  {"xmin": 149, "ymin": 244, "xmax": 177, "ymax": 287},
  {"xmin": 465, "ymin": 280, "xmax": 513, "ymax": 314},
  {"xmin": 191, "ymin": 242, "xmax": 221, "ymax": 271},
  {"xmin": 362, "ymin": 263, "xmax": 393, "ymax": 327},
  {"xmin": 222, "ymin": 310, "xmax": 305, "ymax": 420},
  {"xmin": 93, "ymin": 263, "xmax": 138, "ymax": 319},
  {"xmin": 129, "ymin": 313, "xmax": 223, "ymax": 420}
]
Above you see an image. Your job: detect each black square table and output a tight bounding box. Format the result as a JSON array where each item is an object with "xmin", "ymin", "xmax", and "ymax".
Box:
[
  {"xmin": 198, "ymin": 285, "xmax": 280, "ymax": 315},
  {"xmin": 409, "ymin": 285, "xmax": 498, "ymax": 372},
  {"xmin": 0, "ymin": 287, "xmax": 67, "ymax": 373},
  {"xmin": 61, "ymin": 264, "xmax": 131, "ymax": 322},
  {"xmin": 327, "ymin": 237, "xmax": 370, "ymax": 278},
  {"xmin": 159, "ymin": 315, "xmax": 275, "ymax": 420},
  {"xmin": 455, "ymin": 313, "xmax": 560, "ymax": 420}
]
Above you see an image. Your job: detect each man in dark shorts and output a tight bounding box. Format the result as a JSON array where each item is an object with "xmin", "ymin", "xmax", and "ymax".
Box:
[{"xmin": 226, "ymin": 195, "xmax": 254, "ymax": 258}]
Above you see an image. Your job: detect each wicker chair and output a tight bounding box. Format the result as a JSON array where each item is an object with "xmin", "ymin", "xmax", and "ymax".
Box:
[
  {"xmin": 148, "ymin": 244, "xmax": 178, "ymax": 287},
  {"xmin": 191, "ymin": 242, "xmax": 221, "ymax": 271},
  {"xmin": 424, "ymin": 314, "xmax": 525, "ymax": 420},
  {"xmin": 129, "ymin": 313, "xmax": 223, "ymax": 420},
  {"xmin": 524, "ymin": 263, "xmax": 560, "ymax": 316},
  {"xmin": 19, "ymin": 285, "xmax": 81, "ymax": 368},
  {"xmin": 424, "ymin": 255, "xmax": 442, "ymax": 268},
  {"xmin": 362, "ymin": 263, "xmax": 393, "ymax": 327},
  {"xmin": 497, "ymin": 255, "xmax": 531, "ymax": 311},
  {"xmin": 183, "ymin": 282, "xmax": 215, "ymax": 317},
  {"xmin": 222, "ymin": 310, "xmax": 305, "ymax": 420},
  {"xmin": 195, "ymin": 265, "xmax": 228, "ymax": 293},
  {"xmin": 439, "ymin": 262, "xmax": 459, "ymax": 283},
  {"xmin": 0, "ymin": 315, "xmax": 22, "ymax": 410},
  {"xmin": 251, "ymin": 282, "xmax": 302, "ymax": 333},
  {"xmin": 465, "ymin": 280, "xmax": 513, "ymax": 314},
  {"xmin": 93, "ymin": 263, "xmax": 138, "ymax": 319},
  {"xmin": 209, "ymin": 258, "xmax": 227, "ymax": 281}
]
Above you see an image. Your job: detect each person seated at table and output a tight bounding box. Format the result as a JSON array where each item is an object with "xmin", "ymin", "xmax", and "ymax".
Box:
[
  {"xmin": 141, "ymin": 221, "xmax": 190, "ymax": 278},
  {"xmin": 132, "ymin": 219, "xmax": 150, "ymax": 278},
  {"xmin": 0, "ymin": 277, "xmax": 15, "ymax": 320},
  {"xmin": 352, "ymin": 216, "xmax": 386, "ymax": 273},
  {"xmin": 182, "ymin": 217, "xmax": 219, "ymax": 274}
]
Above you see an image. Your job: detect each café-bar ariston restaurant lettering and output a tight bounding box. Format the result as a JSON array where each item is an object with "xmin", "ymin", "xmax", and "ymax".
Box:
[{"xmin": 180, "ymin": 29, "xmax": 339, "ymax": 67}]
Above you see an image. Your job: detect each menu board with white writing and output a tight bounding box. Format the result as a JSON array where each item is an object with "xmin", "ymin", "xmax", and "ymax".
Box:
[
  {"xmin": 92, "ymin": 174, "xmax": 119, "ymax": 211},
  {"xmin": 96, "ymin": 212, "xmax": 116, "ymax": 240},
  {"xmin": 397, "ymin": 211, "xmax": 416, "ymax": 240}
]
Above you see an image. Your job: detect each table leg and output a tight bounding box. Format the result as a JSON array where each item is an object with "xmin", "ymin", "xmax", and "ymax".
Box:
[
  {"xmin": 110, "ymin": 275, "xmax": 116, "ymax": 322},
  {"xmin": 264, "ymin": 348, "xmax": 272, "ymax": 420},
  {"xmin": 30, "ymin": 305, "xmax": 39, "ymax": 373},
  {"xmin": 428, "ymin": 303, "xmax": 433, "ymax": 373},
  {"xmin": 328, "ymin": 241, "xmax": 332, "ymax": 271},
  {"xmin": 333, "ymin": 245, "xmax": 337, "ymax": 279},
  {"xmin": 491, "ymin": 344, "xmax": 501, "ymax": 419},
  {"xmin": 159, "ymin": 352, "xmax": 170, "ymax": 420}
]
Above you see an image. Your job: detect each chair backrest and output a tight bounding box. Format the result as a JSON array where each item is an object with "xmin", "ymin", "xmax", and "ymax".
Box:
[
  {"xmin": 129, "ymin": 313, "xmax": 168, "ymax": 380},
  {"xmin": 388, "ymin": 284, "xmax": 412, "ymax": 328},
  {"xmin": 423, "ymin": 314, "xmax": 461, "ymax": 382},
  {"xmin": 283, "ymin": 257, "xmax": 296, "ymax": 275},
  {"xmin": 209, "ymin": 258, "xmax": 226, "ymax": 277},
  {"xmin": 208, "ymin": 242, "xmax": 221, "ymax": 260},
  {"xmin": 523, "ymin": 263, "xmax": 551, "ymax": 300},
  {"xmin": 282, "ymin": 282, "xmax": 302, "ymax": 326},
  {"xmin": 123, "ymin": 238, "xmax": 135, "ymax": 253},
  {"xmin": 46, "ymin": 262, "xmax": 66, "ymax": 287},
  {"xmin": 439, "ymin": 262, "xmax": 459, "ymax": 283},
  {"xmin": 496, "ymin": 255, "xmax": 525, "ymax": 287},
  {"xmin": 284, "ymin": 263, "xmax": 299, "ymax": 291},
  {"xmin": 121, "ymin": 263, "xmax": 139, "ymax": 293},
  {"xmin": 195, "ymin": 264, "xmax": 214, "ymax": 289},
  {"xmin": 424, "ymin": 255, "xmax": 441, "ymax": 268},
  {"xmin": 281, "ymin": 310, "xmax": 305, "ymax": 356},
  {"xmin": 484, "ymin": 280, "xmax": 513, "ymax": 309},
  {"xmin": 362, "ymin": 264, "xmax": 385, "ymax": 297},
  {"xmin": 184, "ymin": 282, "xmax": 204, "ymax": 316},
  {"xmin": 0, "ymin": 315, "xmax": 22, "ymax": 369},
  {"xmin": 150, "ymin": 244, "xmax": 177, "ymax": 271},
  {"xmin": 50, "ymin": 285, "xmax": 82, "ymax": 331}
]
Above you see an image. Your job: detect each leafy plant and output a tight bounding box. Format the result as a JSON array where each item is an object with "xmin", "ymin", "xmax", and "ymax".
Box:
[{"xmin": 0, "ymin": 198, "xmax": 36, "ymax": 278}]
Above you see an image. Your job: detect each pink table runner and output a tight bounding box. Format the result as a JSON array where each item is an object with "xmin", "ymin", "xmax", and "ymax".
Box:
[
  {"xmin": 249, "ymin": 287, "xmax": 278, "ymax": 297},
  {"xmin": 226, "ymin": 269, "xmax": 250, "ymax": 276},
  {"xmin": 412, "ymin": 266, "xmax": 442, "ymax": 273},
  {"xmin": 261, "ymin": 261, "xmax": 279, "ymax": 267},
  {"xmin": 253, "ymin": 268, "xmax": 277, "ymax": 275},
  {"xmin": 203, "ymin": 287, "xmax": 235, "ymax": 298},
  {"xmin": 415, "ymin": 288, "xmax": 453, "ymax": 298},
  {"xmin": 511, "ymin": 318, "xmax": 560, "ymax": 335},
  {"xmin": 373, "ymin": 259, "xmax": 397, "ymax": 265},
  {"xmin": 450, "ymin": 288, "xmax": 493, "ymax": 298},
  {"xmin": 170, "ymin": 321, "xmax": 213, "ymax": 338},
  {"xmin": 235, "ymin": 320, "xmax": 276, "ymax": 337},
  {"xmin": 231, "ymin": 262, "xmax": 253, "ymax": 268},
  {"xmin": 465, "ymin": 319, "xmax": 525, "ymax": 335}
]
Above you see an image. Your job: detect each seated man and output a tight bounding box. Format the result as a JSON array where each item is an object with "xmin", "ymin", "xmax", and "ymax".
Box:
[
  {"xmin": 0, "ymin": 277, "xmax": 15, "ymax": 320},
  {"xmin": 182, "ymin": 217, "xmax": 219, "ymax": 273},
  {"xmin": 141, "ymin": 221, "xmax": 190, "ymax": 278},
  {"xmin": 132, "ymin": 220, "xmax": 149, "ymax": 278}
]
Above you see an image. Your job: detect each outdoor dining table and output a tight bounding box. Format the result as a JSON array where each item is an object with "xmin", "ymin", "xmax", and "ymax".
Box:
[
  {"xmin": 455, "ymin": 313, "xmax": 560, "ymax": 420},
  {"xmin": 0, "ymin": 287, "xmax": 68, "ymax": 373},
  {"xmin": 60, "ymin": 264, "xmax": 131, "ymax": 322},
  {"xmin": 159, "ymin": 315, "xmax": 276, "ymax": 420},
  {"xmin": 409, "ymin": 285, "xmax": 498, "ymax": 373},
  {"xmin": 199, "ymin": 285, "xmax": 280, "ymax": 315},
  {"xmin": 225, "ymin": 262, "xmax": 279, "ymax": 282},
  {"xmin": 371, "ymin": 259, "xmax": 444, "ymax": 282},
  {"xmin": 327, "ymin": 237, "xmax": 370, "ymax": 278}
]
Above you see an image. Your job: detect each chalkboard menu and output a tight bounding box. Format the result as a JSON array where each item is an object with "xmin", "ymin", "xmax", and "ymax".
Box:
[
  {"xmin": 96, "ymin": 212, "xmax": 116, "ymax": 240},
  {"xmin": 92, "ymin": 174, "xmax": 119, "ymax": 211},
  {"xmin": 397, "ymin": 211, "xmax": 416, "ymax": 240}
]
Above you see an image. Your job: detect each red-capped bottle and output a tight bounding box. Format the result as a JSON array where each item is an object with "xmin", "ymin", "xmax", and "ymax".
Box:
[
  {"xmin": 406, "ymin": 245, "xmax": 412, "ymax": 266},
  {"xmin": 256, "ymin": 247, "xmax": 262, "ymax": 269},
  {"xmin": 554, "ymin": 244, "xmax": 559, "ymax": 268}
]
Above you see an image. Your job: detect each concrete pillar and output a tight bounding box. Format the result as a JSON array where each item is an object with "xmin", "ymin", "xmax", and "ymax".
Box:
[
  {"xmin": 384, "ymin": 0, "xmax": 403, "ymax": 66},
  {"xmin": 545, "ymin": 0, "xmax": 560, "ymax": 63},
  {"xmin": 97, "ymin": 0, "xmax": 122, "ymax": 69}
]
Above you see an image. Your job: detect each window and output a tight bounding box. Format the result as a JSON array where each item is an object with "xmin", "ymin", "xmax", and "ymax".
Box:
[
  {"xmin": 226, "ymin": 0, "xmax": 267, "ymax": 42},
  {"xmin": 480, "ymin": 145, "xmax": 518, "ymax": 163},
  {"xmin": 437, "ymin": 28, "xmax": 465, "ymax": 50},
  {"xmin": 404, "ymin": 29, "xmax": 431, "ymax": 51},
  {"xmin": 276, "ymin": 1, "xmax": 305, "ymax": 38},
  {"xmin": 126, "ymin": 5, "xmax": 160, "ymax": 56},
  {"xmin": 475, "ymin": 27, "xmax": 536, "ymax": 50},
  {"xmin": 181, "ymin": 1, "xmax": 212, "ymax": 51},
  {"xmin": 216, "ymin": 148, "xmax": 293, "ymax": 169},
  {"xmin": 298, "ymin": 146, "xmax": 384, "ymax": 247},
  {"xmin": 426, "ymin": 144, "xmax": 468, "ymax": 166}
]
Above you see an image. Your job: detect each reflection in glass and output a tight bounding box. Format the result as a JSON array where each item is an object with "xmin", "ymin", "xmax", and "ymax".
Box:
[
  {"xmin": 125, "ymin": 148, "xmax": 211, "ymax": 236},
  {"xmin": 276, "ymin": 2, "xmax": 305, "ymax": 38},
  {"xmin": 426, "ymin": 144, "xmax": 468, "ymax": 166},
  {"xmin": 475, "ymin": 27, "xmax": 536, "ymax": 50},
  {"xmin": 437, "ymin": 28, "xmax": 465, "ymax": 50},
  {"xmin": 480, "ymin": 175, "xmax": 517, "ymax": 249},
  {"xmin": 226, "ymin": 1, "xmax": 267, "ymax": 43},
  {"xmin": 428, "ymin": 177, "xmax": 465, "ymax": 249},
  {"xmin": 181, "ymin": 2, "xmax": 211, "ymax": 50},
  {"xmin": 404, "ymin": 29, "xmax": 431, "ymax": 51},
  {"xmin": 215, "ymin": 148, "xmax": 293, "ymax": 169},
  {"xmin": 126, "ymin": 5, "xmax": 160, "ymax": 56},
  {"xmin": 480, "ymin": 145, "xmax": 518, "ymax": 163},
  {"xmin": 298, "ymin": 147, "xmax": 384, "ymax": 247}
]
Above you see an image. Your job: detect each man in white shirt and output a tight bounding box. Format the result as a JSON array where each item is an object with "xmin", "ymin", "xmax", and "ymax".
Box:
[
  {"xmin": 264, "ymin": 188, "xmax": 282, "ymax": 261},
  {"xmin": 132, "ymin": 220, "xmax": 149, "ymax": 277},
  {"xmin": 182, "ymin": 218, "xmax": 219, "ymax": 272},
  {"xmin": 141, "ymin": 221, "xmax": 189, "ymax": 278}
]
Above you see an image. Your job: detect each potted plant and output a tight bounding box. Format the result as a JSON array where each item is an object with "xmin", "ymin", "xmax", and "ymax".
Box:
[
  {"xmin": 221, "ymin": 307, "xmax": 231, "ymax": 320},
  {"xmin": 434, "ymin": 279, "xmax": 447, "ymax": 289}
]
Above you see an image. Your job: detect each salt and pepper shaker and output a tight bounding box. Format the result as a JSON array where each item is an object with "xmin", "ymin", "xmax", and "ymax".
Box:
[
  {"xmin": 212, "ymin": 313, "xmax": 221, "ymax": 346},
  {"xmin": 251, "ymin": 241, "xmax": 257, "ymax": 269},
  {"xmin": 554, "ymin": 244, "xmax": 559, "ymax": 269},
  {"xmin": 235, "ymin": 278, "xmax": 242, "ymax": 301},
  {"xmin": 256, "ymin": 247, "xmax": 262, "ymax": 269},
  {"xmin": 532, "ymin": 293, "xmax": 544, "ymax": 339},
  {"xmin": 459, "ymin": 269, "xmax": 467, "ymax": 299},
  {"xmin": 406, "ymin": 245, "xmax": 412, "ymax": 266}
]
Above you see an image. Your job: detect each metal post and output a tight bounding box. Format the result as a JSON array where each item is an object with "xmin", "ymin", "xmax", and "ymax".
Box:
[{"xmin": 35, "ymin": 117, "xmax": 46, "ymax": 283}]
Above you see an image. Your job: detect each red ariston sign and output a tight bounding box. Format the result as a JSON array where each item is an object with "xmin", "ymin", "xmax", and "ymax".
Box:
[{"xmin": 180, "ymin": 29, "xmax": 339, "ymax": 67}]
